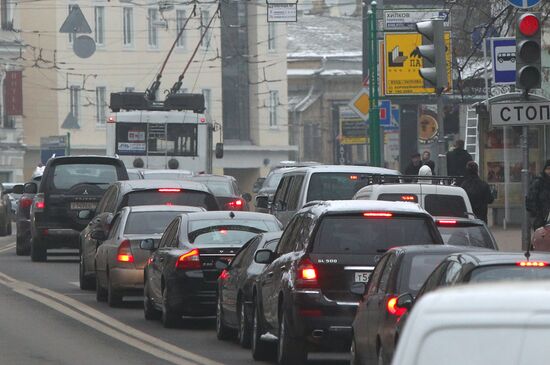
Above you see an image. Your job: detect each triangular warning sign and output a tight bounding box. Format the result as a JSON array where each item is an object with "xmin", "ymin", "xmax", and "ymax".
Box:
[
  {"xmin": 61, "ymin": 112, "xmax": 80, "ymax": 129},
  {"xmin": 59, "ymin": 5, "xmax": 92, "ymax": 34}
]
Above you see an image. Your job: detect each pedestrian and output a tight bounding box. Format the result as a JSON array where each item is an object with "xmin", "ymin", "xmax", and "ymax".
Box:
[
  {"xmin": 422, "ymin": 150, "xmax": 435, "ymax": 174},
  {"xmin": 446, "ymin": 139, "xmax": 473, "ymax": 184},
  {"xmin": 526, "ymin": 160, "xmax": 550, "ymax": 230},
  {"xmin": 461, "ymin": 161, "xmax": 494, "ymax": 223},
  {"xmin": 405, "ymin": 152, "xmax": 422, "ymax": 176}
]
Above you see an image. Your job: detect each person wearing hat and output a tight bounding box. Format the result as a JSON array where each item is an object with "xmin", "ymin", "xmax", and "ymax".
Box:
[
  {"xmin": 461, "ymin": 161, "xmax": 494, "ymax": 223},
  {"xmin": 527, "ymin": 160, "xmax": 550, "ymax": 230}
]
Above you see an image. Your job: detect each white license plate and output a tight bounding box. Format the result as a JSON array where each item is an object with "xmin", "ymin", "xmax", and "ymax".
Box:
[
  {"xmin": 70, "ymin": 202, "xmax": 97, "ymax": 210},
  {"xmin": 354, "ymin": 272, "xmax": 370, "ymax": 283}
]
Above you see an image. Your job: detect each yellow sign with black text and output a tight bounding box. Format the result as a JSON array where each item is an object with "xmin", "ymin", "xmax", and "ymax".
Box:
[{"xmin": 384, "ymin": 32, "xmax": 452, "ymax": 95}]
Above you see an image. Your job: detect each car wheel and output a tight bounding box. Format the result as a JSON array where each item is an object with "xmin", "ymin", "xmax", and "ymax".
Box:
[
  {"xmin": 238, "ymin": 300, "xmax": 252, "ymax": 348},
  {"xmin": 377, "ymin": 344, "xmax": 385, "ymax": 365},
  {"xmin": 144, "ymin": 280, "xmax": 161, "ymax": 321},
  {"xmin": 251, "ymin": 299, "xmax": 274, "ymax": 361},
  {"xmin": 351, "ymin": 336, "xmax": 361, "ymax": 365},
  {"xmin": 30, "ymin": 237, "xmax": 47, "ymax": 262},
  {"xmin": 277, "ymin": 308, "xmax": 306, "ymax": 365},
  {"xmin": 107, "ymin": 277, "xmax": 123, "ymax": 307},
  {"xmin": 79, "ymin": 251, "xmax": 95, "ymax": 290},
  {"xmin": 161, "ymin": 287, "xmax": 180, "ymax": 328},
  {"xmin": 216, "ymin": 294, "xmax": 233, "ymax": 340},
  {"xmin": 96, "ymin": 275, "xmax": 107, "ymax": 302}
]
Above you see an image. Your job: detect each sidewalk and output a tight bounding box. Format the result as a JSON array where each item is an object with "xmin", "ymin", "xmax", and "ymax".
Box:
[{"xmin": 490, "ymin": 227, "xmax": 522, "ymax": 252}]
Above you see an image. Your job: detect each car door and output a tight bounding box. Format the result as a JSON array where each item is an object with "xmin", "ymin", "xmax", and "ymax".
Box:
[
  {"xmin": 271, "ymin": 176, "xmax": 292, "ymax": 226},
  {"xmin": 278, "ymin": 174, "xmax": 305, "ymax": 225},
  {"xmin": 150, "ymin": 220, "xmax": 178, "ymax": 302},
  {"xmin": 96, "ymin": 213, "xmax": 122, "ymax": 285},
  {"xmin": 85, "ymin": 186, "xmax": 118, "ymax": 263}
]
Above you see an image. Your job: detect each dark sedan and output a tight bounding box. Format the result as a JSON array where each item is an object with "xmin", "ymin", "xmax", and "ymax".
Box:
[
  {"xmin": 187, "ymin": 174, "xmax": 252, "ymax": 211},
  {"xmin": 350, "ymin": 245, "xmax": 482, "ymax": 365},
  {"xmin": 216, "ymin": 231, "xmax": 282, "ymax": 347},
  {"xmin": 143, "ymin": 211, "xmax": 282, "ymax": 328},
  {"xmin": 435, "ymin": 217, "xmax": 498, "ymax": 250}
]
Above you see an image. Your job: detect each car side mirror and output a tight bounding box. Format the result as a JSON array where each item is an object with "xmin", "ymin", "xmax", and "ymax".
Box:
[
  {"xmin": 140, "ymin": 238, "xmax": 156, "ymax": 251},
  {"xmin": 78, "ymin": 210, "xmax": 93, "ymax": 220},
  {"xmin": 350, "ymin": 282, "xmax": 367, "ymax": 296},
  {"xmin": 24, "ymin": 182, "xmax": 38, "ymax": 194},
  {"xmin": 254, "ymin": 249, "xmax": 275, "ymax": 264},
  {"xmin": 396, "ymin": 293, "xmax": 414, "ymax": 311},
  {"xmin": 215, "ymin": 143, "xmax": 224, "ymax": 159},
  {"xmin": 255, "ymin": 195, "xmax": 269, "ymax": 209},
  {"xmin": 12, "ymin": 184, "xmax": 24, "ymax": 194},
  {"xmin": 242, "ymin": 193, "xmax": 252, "ymax": 202},
  {"xmin": 215, "ymin": 259, "xmax": 229, "ymax": 270},
  {"xmin": 90, "ymin": 229, "xmax": 107, "ymax": 241}
]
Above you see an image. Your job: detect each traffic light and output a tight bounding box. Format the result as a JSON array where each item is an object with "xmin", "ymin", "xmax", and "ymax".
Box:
[
  {"xmin": 415, "ymin": 19, "xmax": 447, "ymax": 91},
  {"xmin": 516, "ymin": 12, "xmax": 541, "ymax": 90}
]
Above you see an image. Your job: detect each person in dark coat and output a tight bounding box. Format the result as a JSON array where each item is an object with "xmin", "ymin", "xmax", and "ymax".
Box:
[
  {"xmin": 405, "ymin": 153, "xmax": 422, "ymax": 176},
  {"xmin": 446, "ymin": 140, "xmax": 473, "ymax": 182},
  {"xmin": 526, "ymin": 160, "xmax": 550, "ymax": 230},
  {"xmin": 422, "ymin": 150, "xmax": 435, "ymax": 174},
  {"xmin": 461, "ymin": 161, "xmax": 494, "ymax": 223}
]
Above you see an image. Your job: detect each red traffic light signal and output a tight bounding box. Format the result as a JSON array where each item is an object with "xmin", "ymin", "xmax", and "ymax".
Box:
[
  {"xmin": 518, "ymin": 13, "xmax": 540, "ymax": 37},
  {"xmin": 516, "ymin": 12, "xmax": 542, "ymax": 90}
]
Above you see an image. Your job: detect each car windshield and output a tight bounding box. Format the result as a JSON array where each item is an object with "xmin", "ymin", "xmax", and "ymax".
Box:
[
  {"xmin": 51, "ymin": 164, "xmax": 118, "ymax": 190},
  {"xmin": 469, "ymin": 265, "xmax": 550, "ymax": 283},
  {"xmin": 424, "ymin": 194, "xmax": 468, "ymax": 217},
  {"xmin": 188, "ymin": 219, "xmax": 279, "ymax": 245},
  {"xmin": 313, "ymin": 215, "xmax": 438, "ymax": 254},
  {"xmin": 438, "ymin": 225, "xmax": 495, "ymax": 249},
  {"xmin": 123, "ymin": 190, "xmax": 218, "ymax": 210},
  {"xmin": 264, "ymin": 171, "xmax": 283, "ymax": 189},
  {"xmin": 124, "ymin": 211, "xmax": 187, "ymax": 234},
  {"xmin": 400, "ymin": 253, "xmax": 450, "ymax": 295},
  {"xmin": 307, "ymin": 172, "xmax": 381, "ymax": 201}
]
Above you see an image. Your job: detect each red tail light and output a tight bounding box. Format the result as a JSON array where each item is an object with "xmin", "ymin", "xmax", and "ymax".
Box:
[
  {"xmin": 225, "ymin": 199, "xmax": 245, "ymax": 210},
  {"xmin": 219, "ymin": 269, "xmax": 230, "ymax": 280},
  {"xmin": 295, "ymin": 258, "xmax": 319, "ymax": 289},
  {"xmin": 437, "ymin": 219, "xmax": 457, "ymax": 225},
  {"xmin": 117, "ymin": 239, "xmax": 134, "ymax": 263},
  {"xmin": 158, "ymin": 188, "xmax": 182, "ymax": 193},
  {"xmin": 176, "ymin": 249, "xmax": 201, "ymax": 270},
  {"xmin": 401, "ymin": 195, "xmax": 417, "ymax": 202},
  {"xmin": 349, "ymin": 175, "xmax": 359, "ymax": 180},
  {"xmin": 363, "ymin": 212, "xmax": 393, "ymax": 218},
  {"xmin": 386, "ymin": 296, "xmax": 407, "ymax": 317},
  {"xmin": 517, "ymin": 261, "xmax": 548, "ymax": 267},
  {"xmin": 34, "ymin": 194, "xmax": 45, "ymax": 211},
  {"xmin": 20, "ymin": 197, "xmax": 33, "ymax": 209}
]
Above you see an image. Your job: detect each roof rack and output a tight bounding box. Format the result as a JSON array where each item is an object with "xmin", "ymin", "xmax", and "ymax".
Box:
[{"xmin": 365, "ymin": 174, "xmax": 463, "ymax": 186}]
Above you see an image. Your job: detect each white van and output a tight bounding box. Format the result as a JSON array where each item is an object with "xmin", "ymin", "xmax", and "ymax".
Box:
[
  {"xmin": 392, "ymin": 281, "xmax": 550, "ymax": 365},
  {"xmin": 353, "ymin": 184, "xmax": 473, "ymax": 218}
]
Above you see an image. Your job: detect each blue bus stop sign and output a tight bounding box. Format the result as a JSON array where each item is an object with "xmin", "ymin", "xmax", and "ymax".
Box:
[{"xmin": 507, "ymin": 0, "xmax": 541, "ymax": 8}]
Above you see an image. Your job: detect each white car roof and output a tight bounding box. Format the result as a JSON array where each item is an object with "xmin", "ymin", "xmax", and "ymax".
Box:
[
  {"xmin": 355, "ymin": 184, "xmax": 467, "ymax": 197},
  {"xmin": 285, "ymin": 165, "xmax": 399, "ymax": 175}
]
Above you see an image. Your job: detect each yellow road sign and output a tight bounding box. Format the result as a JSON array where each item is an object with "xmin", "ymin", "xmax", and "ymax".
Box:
[
  {"xmin": 384, "ymin": 32, "xmax": 452, "ymax": 95},
  {"xmin": 348, "ymin": 88, "xmax": 370, "ymax": 121}
]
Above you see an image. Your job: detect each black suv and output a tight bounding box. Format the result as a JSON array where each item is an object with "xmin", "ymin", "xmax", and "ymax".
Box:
[
  {"xmin": 30, "ymin": 156, "xmax": 128, "ymax": 262},
  {"xmin": 251, "ymin": 200, "xmax": 443, "ymax": 364}
]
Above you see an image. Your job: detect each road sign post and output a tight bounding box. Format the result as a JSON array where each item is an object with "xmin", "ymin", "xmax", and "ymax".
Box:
[{"xmin": 368, "ymin": 2, "xmax": 381, "ymax": 167}]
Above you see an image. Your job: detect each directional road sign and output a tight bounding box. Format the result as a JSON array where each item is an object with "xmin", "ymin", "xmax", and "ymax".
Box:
[
  {"xmin": 492, "ymin": 38, "xmax": 516, "ymax": 85},
  {"xmin": 384, "ymin": 10, "xmax": 451, "ymax": 31},
  {"xmin": 506, "ymin": 0, "xmax": 541, "ymax": 8},
  {"xmin": 491, "ymin": 101, "xmax": 550, "ymax": 126},
  {"xmin": 348, "ymin": 88, "xmax": 370, "ymax": 121}
]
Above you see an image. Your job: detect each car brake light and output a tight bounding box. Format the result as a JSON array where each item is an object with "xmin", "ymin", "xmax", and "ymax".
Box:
[
  {"xmin": 219, "ymin": 269, "xmax": 230, "ymax": 280},
  {"xmin": 20, "ymin": 197, "xmax": 33, "ymax": 209},
  {"xmin": 225, "ymin": 199, "xmax": 244, "ymax": 210},
  {"xmin": 363, "ymin": 212, "xmax": 393, "ymax": 218},
  {"xmin": 387, "ymin": 296, "xmax": 407, "ymax": 316},
  {"xmin": 349, "ymin": 175, "xmax": 359, "ymax": 180},
  {"xmin": 295, "ymin": 258, "xmax": 319, "ymax": 289},
  {"xmin": 34, "ymin": 194, "xmax": 45, "ymax": 211},
  {"xmin": 517, "ymin": 261, "xmax": 548, "ymax": 267},
  {"xmin": 401, "ymin": 195, "xmax": 416, "ymax": 202},
  {"xmin": 437, "ymin": 219, "xmax": 457, "ymax": 225},
  {"xmin": 158, "ymin": 188, "xmax": 182, "ymax": 193},
  {"xmin": 117, "ymin": 239, "xmax": 134, "ymax": 263},
  {"xmin": 176, "ymin": 249, "xmax": 201, "ymax": 270}
]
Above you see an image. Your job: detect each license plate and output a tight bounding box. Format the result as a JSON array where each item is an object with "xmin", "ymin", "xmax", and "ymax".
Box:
[
  {"xmin": 70, "ymin": 202, "xmax": 97, "ymax": 210},
  {"xmin": 354, "ymin": 272, "xmax": 370, "ymax": 283}
]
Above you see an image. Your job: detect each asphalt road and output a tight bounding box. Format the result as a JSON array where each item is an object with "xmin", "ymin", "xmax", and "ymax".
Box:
[{"xmin": 0, "ymin": 230, "xmax": 348, "ymax": 365}]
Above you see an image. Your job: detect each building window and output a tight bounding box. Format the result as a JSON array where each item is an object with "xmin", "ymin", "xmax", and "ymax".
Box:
[
  {"xmin": 70, "ymin": 86, "xmax": 81, "ymax": 126},
  {"xmin": 123, "ymin": 7, "xmax": 134, "ymax": 46},
  {"xmin": 68, "ymin": 4, "xmax": 77, "ymax": 43},
  {"xmin": 96, "ymin": 87, "xmax": 107, "ymax": 126},
  {"xmin": 148, "ymin": 8, "xmax": 158, "ymax": 47},
  {"xmin": 176, "ymin": 10, "xmax": 186, "ymax": 48},
  {"xmin": 269, "ymin": 90, "xmax": 278, "ymax": 127},
  {"xmin": 1, "ymin": 0, "xmax": 13, "ymax": 30},
  {"xmin": 200, "ymin": 10, "xmax": 211, "ymax": 49},
  {"xmin": 202, "ymin": 89, "xmax": 211, "ymax": 114},
  {"xmin": 268, "ymin": 23, "xmax": 276, "ymax": 50},
  {"xmin": 94, "ymin": 6, "xmax": 105, "ymax": 45}
]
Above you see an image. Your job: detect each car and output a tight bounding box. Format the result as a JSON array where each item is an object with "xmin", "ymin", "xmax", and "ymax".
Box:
[
  {"xmin": 270, "ymin": 165, "xmax": 399, "ymax": 226},
  {"xmin": 143, "ymin": 211, "xmax": 282, "ymax": 328},
  {"xmin": 216, "ymin": 231, "xmax": 282, "ymax": 347},
  {"xmin": 0, "ymin": 183, "xmax": 13, "ymax": 236},
  {"xmin": 140, "ymin": 169, "xmax": 193, "ymax": 180},
  {"xmin": 435, "ymin": 217, "xmax": 498, "ymax": 249},
  {"xmin": 394, "ymin": 251, "xmax": 550, "ymax": 344},
  {"xmin": 391, "ymin": 281, "xmax": 550, "ymax": 365},
  {"xmin": 30, "ymin": 156, "xmax": 129, "ymax": 262},
  {"xmin": 3, "ymin": 182, "xmax": 23, "ymax": 217},
  {"xmin": 254, "ymin": 167, "xmax": 297, "ymax": 214},
  {"xmin": 14, "ymin": 176, "xmax": 43, "ymax": 255},
  {"xmin": 353, "ymin": 183, "xmax": 474, "ymax": 218},
  {"xmin": 94, "ymin": 205, "xmax": 205, "ymax": 307},
  {"xmin": 79, "ymin": 179, "xmax": 219, "ymax": 290},
  {"xmin": 349, "ymin": 245, "xmax": 484, "ymax": 365},
  {"xmin": 187, "ymin": 174, "xmax": 252, "ymax": 211},
  {"xmin": 250, "ymin": 200, "xmax": 443, "ymax": 364}
]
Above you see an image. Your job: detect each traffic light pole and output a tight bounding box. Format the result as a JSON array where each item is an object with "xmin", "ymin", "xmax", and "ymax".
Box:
[
  {"xmin": 368, "ymin": 1, "xmax": 381, "ymax": 167},
  {"xmin": 436, "ymin": 93, "xmax": 446, "ymax": 176},
  {"xmin": 521, "ymin": 122, "xmax": 530, "ymax": 251}
]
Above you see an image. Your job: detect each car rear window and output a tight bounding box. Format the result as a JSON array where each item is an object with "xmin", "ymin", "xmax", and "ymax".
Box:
[
  {"xmin": 51, "ymin": 164, "xmax": 118, "ymax": 191},
  {"xmin": 400, "ymin": 254, "xmax": 450, "ymax": 294},
  {"xmin": 424, "ymin": 195, "xmax": 467, "ymax": 217},
  {"xmin": 123, "ymin": 190, "xmax": 218, "ymax": 210},
  {"xmin": 469, "ymin": 265, "xmax": 550, "ymax": 283},
  {"xmin": 188, "ymin": 219, "xmax": 280, "ymax": 245},
  {"xmin": 198, "ymin": 181, "xmax": 233, "ymax": 195},
  {"xmin": 142, "ymin": 172, "xmax": 192, "ymax": 180},
  {"xmin": 307, "ymin": 173, "xmax": 384, "ymax": 201},
  {"xmin": 438, "ymin": 226, "xmax": 496, "ymax": 249},
  {"xmin": 125, "ymin": 211, "xmax": 188, "ymax": 234},
  {"xmin": 313, "ymin": 215, "xmax": 438, "ymax": 254}
]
